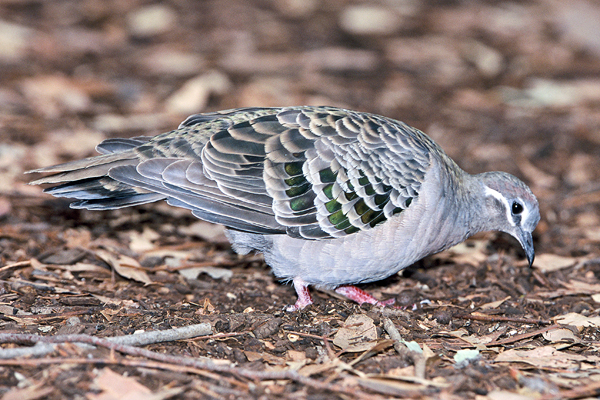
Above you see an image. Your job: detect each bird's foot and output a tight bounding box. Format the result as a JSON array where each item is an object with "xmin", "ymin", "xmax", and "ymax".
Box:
[
  {"xmin": 285, "ymin": 277, "xmax": 314, "ymax": 312},
  {"xmin": 335, "ymin": 285, "xmax": 395, "ymax": 307}
]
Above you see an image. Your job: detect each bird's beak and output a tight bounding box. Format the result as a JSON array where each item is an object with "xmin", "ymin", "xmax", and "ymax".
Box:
[{"xmin": 514, "ymin": 227, "xmax": 535, "ymax": 267}]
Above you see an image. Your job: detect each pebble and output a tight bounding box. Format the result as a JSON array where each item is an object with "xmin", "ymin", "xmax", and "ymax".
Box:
[
  {"xmin": 386, "ymin": 36, "xmax": 466, "ymax": 86},
  {"xmin": 238, "ymin": 77, "xmax": 299, "ymax": 108},
  {"xmin": 93, "ymin": 113, "xmax": 169, "ymax": 133},
  {"xmin": 139, "ymin": 49, "xmax": 207, "ymax": 76},
  {"xmin": 20, "ymin": 75, "xmax": 92, "ymax": 118},
  {"xmin": 499, "ymin": 78, "xmax": 600, "ymax": 108},
  {"xmin": 554, "ymin": 0, "xmax": 600, "ymax": 58},
  {"xmin": 165, "ymin": 70, "xmax": 232, "ymax": 115},
  {"xmin": 66, "ymin": 316, "xmax": 81, "ymax": 326},
  {"xmin": 0, "ymin": 197, "xmax": 10, "ymax": 218},
  {"xmin": 275, "ymin": 0, "xmax": 319, "ymax": 18},
  {"xmin": 0, "ymin": 20, "xmax": 33, "ymax": 63},
  {"xmin": 462, "ymin": 40, "xmax": 504, "ymax": 78},
  {"xmin": 566, "ymin": 153, "xmax": 594, "ymax": 186},
  {"xmin": 305, "ymin": 47, "xmax": 379, "ymax": 72},
  {"xmin": 127, "ymin": 5, "xmax": 177, "ymax": 38},
  {"xmin": 340, "ymin": 5, "xmax": 400, "ymax": 36}
]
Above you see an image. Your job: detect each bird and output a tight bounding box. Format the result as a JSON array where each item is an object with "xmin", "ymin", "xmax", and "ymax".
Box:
[{"xmin": 28, "ymin": 106, "xmax": 540, "ymax": 311}]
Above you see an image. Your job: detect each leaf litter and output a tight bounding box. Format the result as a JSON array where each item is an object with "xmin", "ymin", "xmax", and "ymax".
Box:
[{"xmin": 1, "ymin": 0, "xmax": 600, "ymax": 399}]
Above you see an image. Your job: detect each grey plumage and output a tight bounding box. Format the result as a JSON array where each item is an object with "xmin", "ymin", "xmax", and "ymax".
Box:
[{"xmin": 28, "ymin": 106, "xmax": 540, "ymax": 310}]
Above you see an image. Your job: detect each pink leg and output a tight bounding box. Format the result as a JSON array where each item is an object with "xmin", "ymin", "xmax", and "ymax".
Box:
[
  {"xmin": 335, "ymin": 285, "xmax": 395, "ymax": 307},
  {"xmin": 285, "ymin": 277, "xmax": 314, "ymax": 312}
]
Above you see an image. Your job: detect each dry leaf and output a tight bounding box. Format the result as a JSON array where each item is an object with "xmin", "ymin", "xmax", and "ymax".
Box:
[
  {"xmin": 422, "ymin": 343, "xmax": 436, "ymax": 360},
  {"xmin": 88, "ymin": 367, "xmax": 151, "ymax": 400},
  {"xmin": 1, "ymin": 384, "xmax": 54, "ymax": 400},
  {"xmin": 56, "ymin": 262, "xmax": 109, "ymax": 273},
  {"xmin": 87, "ymin": 368, "xmax": 183, "ymax": 400},
  {"xmin": 178, "ymin": 266, "xmax": 232, "ymax": 281},
  {"xmin": 495, "ymin": 346, "xmax": 599, "ymax": 369},
  {"xmin": 100, "ymin": 308, "xmax": 122, "ymax": 322},
  {"xmin": 486, "ymin": 390, "xmax": 538, "ymax": 400},
  {"xmin": 177, "ymin": 221, "xmax": 227, "ymax": 242},
  {"xmin": 560, "ymin": 280, "xmax": 600, "ymax": 294},
  {"xmin": 286, "ymin": 350, "xmax": 307, "ymax": 361},
  {"xmin": 333, "ymin": 314, "xmax": 378, "ymax": 352},
  {"xmin": 480, "ymin": 296, "xmax": 511, "ymax": 310},
  {"xmin": 534, "ymin": 254, "xmax": 578, "ymax": 272},
  {"xmin": 554, "ymin": 312, "xmax": 600, "ymax": 330},
  {"xmin": 542, "ymin": 328, "xmax": 579, "ymax": 343},
  {"xmin": 358, "ymin": 377, "xmax": 425, "ymax": 396},
  {"xmin": 349, "ymin": 339, "xmax": 395, "ymax": 366},
  {"xmin": 128, "ymin": 227, "xmax": 159, "ymax": 252},
  {"xmin": 201, "ymin": 297, "xmax": 215, "ymax": 314},
  {"xmin": 243, "ymin": 350, "xmax": 285, "ymax": 365},
  {"xmin": 434, "ymin": 240, "xmax": 487, "ymax": 266},
  {"xmin": 95, "ymin": 250, "xmax": 152, "ymax": 284},
  {"xmin": 298, "ymin": 361, "xmax": 338, "ymax": 377},
  {"xmin": 63, "ymin": 228, "xmax": 92, "ymax": 249}
]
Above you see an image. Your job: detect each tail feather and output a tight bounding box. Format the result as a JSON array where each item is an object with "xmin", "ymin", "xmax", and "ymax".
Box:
[
  {"xmin": 71, "ymin": 193, "xmax": 166, "ymax": 210},
  {"xmin": 28, "ymin": 152, "xmax": 139, "ymax": 184},
  {"xmin": 28, "ymin": 147, "xmax": 165, "ymax": 210},
  {"xmin": 44, "ymin": 177, "xmax": 143, "ymax": 200}
]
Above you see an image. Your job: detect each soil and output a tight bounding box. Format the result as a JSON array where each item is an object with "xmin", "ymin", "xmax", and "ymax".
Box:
[{"xmin": 1, "ymin": 1, "xmax": 600, "ymax": 399}]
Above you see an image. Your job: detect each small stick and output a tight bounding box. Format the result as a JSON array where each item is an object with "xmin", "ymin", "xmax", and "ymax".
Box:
[
  {"xmin": 485, "ymin": 324, "xmax": 562, "ymax": 347},
  {"xmin": 283, "ymin": 330, "xmax": 335, "ymax": 342},
  {"xmin": 0, "ymin": 333, "xmax": 362, "ymax": 395},
  {"xmin": 0, "ymin": 323, "xmax": 212, "ymax": 359},
  {"xmin": 383, "ymin": 318, "xmax": 426, "ymax": 379},
  {"xmin": 455, "ymin": 312, "xmax": 551, "ymax": 325},
  {"xmin": 0, "ymin": 260, "xmax": 31, "ymax": 273}
]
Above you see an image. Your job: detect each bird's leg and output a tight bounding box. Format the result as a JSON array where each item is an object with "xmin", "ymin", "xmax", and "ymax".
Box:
[
  {"xmin": 285, "ymin": 277, "xmax": 314, "ymax": 312},
  {"xmin": 335, "ymin": 285, "xmax": 395, "ymax": 306}
]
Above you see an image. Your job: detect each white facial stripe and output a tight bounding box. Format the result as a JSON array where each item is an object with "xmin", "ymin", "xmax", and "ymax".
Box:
[
  {"xmin": 484, "ymin": 186, "xmax": 515, "ymax": 226},
  {"xmin": 519, "ymin": 198, "xmax": 530, "ymax": 226}
]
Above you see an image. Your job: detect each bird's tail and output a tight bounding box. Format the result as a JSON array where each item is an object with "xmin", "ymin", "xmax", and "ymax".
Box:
[{"xmin": 27, "ymin": 137, "xmax": 166, "ymax": 209}]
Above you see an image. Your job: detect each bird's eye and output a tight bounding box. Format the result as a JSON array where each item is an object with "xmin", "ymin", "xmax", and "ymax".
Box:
[{"xmin": 512, "ymin": 201, "xmax": 524, "ymax": 215}]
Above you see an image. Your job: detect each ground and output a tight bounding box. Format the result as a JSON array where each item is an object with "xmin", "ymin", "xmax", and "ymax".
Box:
[{"xmin": 1, "ymin": 0, "xmax": 600, "ymax": 399}]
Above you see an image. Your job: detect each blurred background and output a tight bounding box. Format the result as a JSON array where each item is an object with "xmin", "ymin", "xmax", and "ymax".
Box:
[{"xmin": 1, "ymin": 0, "xmax": 600, "ymax": 257}]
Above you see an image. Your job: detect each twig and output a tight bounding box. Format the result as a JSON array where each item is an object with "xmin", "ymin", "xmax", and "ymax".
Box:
[
  {"xmin": 455, "ymin": 312, "xmax": 551, "ymax": 325},
  {"xmin": 539, "ymin": 379, "xmax": 600, "ymax": 400},
  {"xmin": 383, "ymin": 318, "xmax": 426, "ymax": 379},
  {"xmin": 0, "ymin": 323, "xmax": 212, "ymax": 359},
  {"xmin": 192, "ymin": 331, "xmax": 250, "ymax": 341},
  {"xmin": 0, "ymin": 332, "xmax": 359, "ymax": 395},
  {"xmin": 0, "ymin": 357, "xmax": 250, "ymax": 391},
  {"xmin": 164, "ymin": 261, "xmax": 236, "ymax": 271},
  {"xmin": 107, "ymin": 323, "xmax": 212, "ymax": 346},
  {"xmin": 0, "ymin": 343, "xmax": 58, "ymax": 359},
  {"xmin": 283, "ymin": 330, "xmax": 335, "ymax": 342},
  {"xmin": 2, "ymin": 309, "xmax": 98, "ymax": 321},
  {"xmin": 0, "ymin": 260, "xmax": 31, "ymax": 272},
  {"xmin": 485, "ymin": 324, "xmax": 562, "ymax": 347}
]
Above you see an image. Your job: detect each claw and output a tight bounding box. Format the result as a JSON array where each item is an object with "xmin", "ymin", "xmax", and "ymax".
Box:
[
  {"xmin": 335, "ymin": 285, "xmax": 395, "ymax": 307},
  {"xmin": 285, "ymin": 277, "xmax": 313, "ymax": 312}
]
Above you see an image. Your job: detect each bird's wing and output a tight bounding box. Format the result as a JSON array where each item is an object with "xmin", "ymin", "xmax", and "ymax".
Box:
[{"xmin": 29, "ymin": 106, "xmax": 435, "ymax": 238}]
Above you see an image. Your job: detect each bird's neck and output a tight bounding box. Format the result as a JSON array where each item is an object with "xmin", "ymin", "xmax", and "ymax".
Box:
[
  {"xmin": 420, "ymin": 159, "xmax": 483, "ymax": 253},
  {"xmin": 457, "ymin": 172, "xmax": 495, "ymax": 236}
]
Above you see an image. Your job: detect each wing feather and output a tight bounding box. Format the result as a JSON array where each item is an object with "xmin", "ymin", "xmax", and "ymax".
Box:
[{"xmin": 30, "ymin": 106, "xmax": 436, "ymax": 238}]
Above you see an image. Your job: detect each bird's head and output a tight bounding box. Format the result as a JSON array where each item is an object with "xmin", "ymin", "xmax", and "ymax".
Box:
[{"xmin": 477, "ymin": 171, "xmax": 540, "ymax": 267}]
